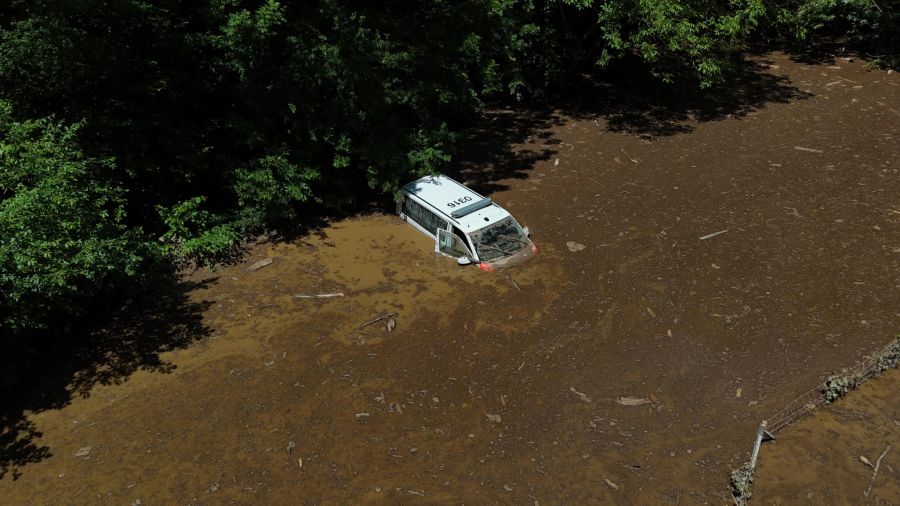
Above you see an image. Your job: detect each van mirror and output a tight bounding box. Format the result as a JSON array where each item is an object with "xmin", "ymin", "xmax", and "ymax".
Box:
[
  {"xmin": 523, "ymin": 226, "xmax": 531, "ymax": 237},
  {"xmin": 457, "ymin": 256, "xmax": 472, "ymax": 266}
]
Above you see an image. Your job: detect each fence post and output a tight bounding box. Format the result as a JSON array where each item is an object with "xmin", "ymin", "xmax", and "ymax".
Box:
[{"xmin": 749, "ymin": 420, "xmax": 767, "ymax": 470}]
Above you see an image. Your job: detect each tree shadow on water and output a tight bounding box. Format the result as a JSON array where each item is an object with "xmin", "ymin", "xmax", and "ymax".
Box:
[
  {"xmin": 565, "ymin": 58, "xmax": 811, "ymax": 139},
  {"xmin": 0, "ymin": 419, "xmax": 49, "ymax": 482},
  {"xmin": 0, "ymin": 269, "xmax": 213, "ymax": 480},
  {"xmin": 453, "ymin": 57, "xmax": 809, "ymax": 195},
  {"xmin": 452, "ymin": 109, "xmax": 566, "ymax": 195}
]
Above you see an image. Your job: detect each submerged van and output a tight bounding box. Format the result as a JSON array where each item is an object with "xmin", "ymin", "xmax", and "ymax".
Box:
[{"xmin": 398, "ymin": 175, "xmax": 536, "ymax": 270}]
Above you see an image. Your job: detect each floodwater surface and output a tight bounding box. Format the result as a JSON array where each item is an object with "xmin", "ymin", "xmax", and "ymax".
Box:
[
  {"xmin": 754, "ymin": 368, "xmax": 899, "ymax": 504},
  {"xmin": 1, "ymin": 52, "xmax": 898, "ymax": 504}
]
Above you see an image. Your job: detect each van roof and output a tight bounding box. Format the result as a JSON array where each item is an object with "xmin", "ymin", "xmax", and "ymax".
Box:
[{"xmin": 402, "ymin": 175, "xmax": 510, "ymax": 233}]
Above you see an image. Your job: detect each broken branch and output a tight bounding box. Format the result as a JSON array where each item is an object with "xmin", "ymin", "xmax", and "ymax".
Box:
[
  {"xmin": 699, "ymin": 229, "xmax": 729, "ymax": 241},
  {"xmin": 359, "ymin": 312, "xmax": 398, "ymax": 329},
  {"xmin": 294, "ymin": 292, "xmax": 344, "ymax": 299},
  {"xmin": 864, "ymin": 445, "xmax": 890, "ymax": 498},
  {"xmin": 498, "ymin": 270, "xmax": 521, "ymax": 291}
]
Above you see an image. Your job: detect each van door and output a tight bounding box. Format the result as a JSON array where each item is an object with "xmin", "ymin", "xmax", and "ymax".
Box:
[
  {"xmin": 451, "ymin": 226, "xmax": 479, "ymax": 262},
  {"xmin": 437, "ymin": 229, "xmax": 474, "ymax": 260}
]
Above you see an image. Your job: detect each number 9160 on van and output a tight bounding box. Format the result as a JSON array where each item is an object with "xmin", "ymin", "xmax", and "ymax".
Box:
[{"xmin": 398, "ymin": 175, "xmax": 536, "ymax": 270}]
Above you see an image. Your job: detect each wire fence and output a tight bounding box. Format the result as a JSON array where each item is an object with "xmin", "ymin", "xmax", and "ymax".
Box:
[
  {"xmin": 729, "ymin": 336, "xmax": 900, "ymax": 505},
  {"xmin": 765, "ymin": 385, "xmax": 824, "ymax": 434}
]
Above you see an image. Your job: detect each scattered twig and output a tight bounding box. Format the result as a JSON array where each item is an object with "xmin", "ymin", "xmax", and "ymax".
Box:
[
  {"xmin": 864, "ymin": 445, "xmax": 890, "ymax": 498},
  {"xmin": 616, "ymin": 396, "xmax": 652, "ymax": 406},
  {"xmin": 498, "ymin": 270, "xmax": 521, "ymax": 291},
  {"xmin": 570, "ymin": 386, "xmax": 592, "ymax": 403},
  {"xmin": 71, "ymin": 420, "xmax": 103, "ymax": 433},
  {"xmin": 860, "ymin": 455, "xmax": 874, "ymax": 469},
  {"xmin": 359, "ymin": 312, "xmax": 398, "ymax": 329},
  {"xmin": 294, "ymin": 292, "xmax": 344, "ymax": 299},
  {"xmin": 699, "ymin": 229, "xmax": 729, "ymax": 241}
]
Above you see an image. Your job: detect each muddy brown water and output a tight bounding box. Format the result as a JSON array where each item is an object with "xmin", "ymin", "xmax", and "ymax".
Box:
[
  {"xmin": 2, "ymin": 52, "xmax": 898, "ymax": 504},
  {"xmin": 754, "ymin": 368, "xmax": 899, "ymax": 504}
]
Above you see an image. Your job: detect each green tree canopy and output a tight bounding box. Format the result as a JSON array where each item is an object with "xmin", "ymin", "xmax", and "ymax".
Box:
[{"xmin": 0, "ymin": 101, "xmax": 146, "ymax": 336}]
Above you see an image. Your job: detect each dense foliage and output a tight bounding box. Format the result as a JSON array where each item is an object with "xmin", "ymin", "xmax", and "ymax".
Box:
[
  {"xmin": 0, "ymin": 0, "xmax": 895, "ymax": 386},
  {"xmin": 765, "ymin": 0, "xmax": 898, "ymax": 59},
  {"xmin": 0, "ymin": 104, "xmax": 144, "ymax": 333}
]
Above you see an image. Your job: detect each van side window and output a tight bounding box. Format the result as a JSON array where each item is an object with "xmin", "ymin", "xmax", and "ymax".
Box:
[
  {"xmin": 452, "ymin": 226, "xmax": 472, "ymax": 251},
  {"xmin": 402, "ymin": 197, "xmax": 448, "ymax": 236},
  {"xmin": 438, "ymin": 230, "xmax": 473, "ymax": 259}
]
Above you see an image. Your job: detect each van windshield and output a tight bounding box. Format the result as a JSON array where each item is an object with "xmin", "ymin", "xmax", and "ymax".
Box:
[{"xmin": 470, "ymin": 217, "xmax": 529, "ymax": 261}]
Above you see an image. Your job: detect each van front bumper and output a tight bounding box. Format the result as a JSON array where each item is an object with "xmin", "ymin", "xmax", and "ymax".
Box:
[{"xmin": 478, "ymin": 241, "xmax": 536, "ymax": 271}]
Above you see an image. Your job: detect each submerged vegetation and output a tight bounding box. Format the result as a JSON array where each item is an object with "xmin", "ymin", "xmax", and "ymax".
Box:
[
  {"xmin": 823, "ymin": 336, "xmax": 900, "ymax": 403},
  {"xmin": 1, "ymin": 0, "xmax": 897, "ymax": 389}
]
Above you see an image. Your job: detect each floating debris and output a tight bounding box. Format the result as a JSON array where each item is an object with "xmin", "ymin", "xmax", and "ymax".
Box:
[
  {"xmin": 294, "ymin": 292, "xmax": 344, "ymax": 299},
  {"xmin": 615, "ymin": 396, "xmax": 652, "ymax": 406},
  {"xmin": 248, "ymin": 258, "xmax": 273, "ymax": 271},
  {"xmin": 570, "ymin": 387, "xmax": 592, "ymax": 403},
  {"xmin": 698, "ymin": 229, "xmax": 729, "ymax": 241}
]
